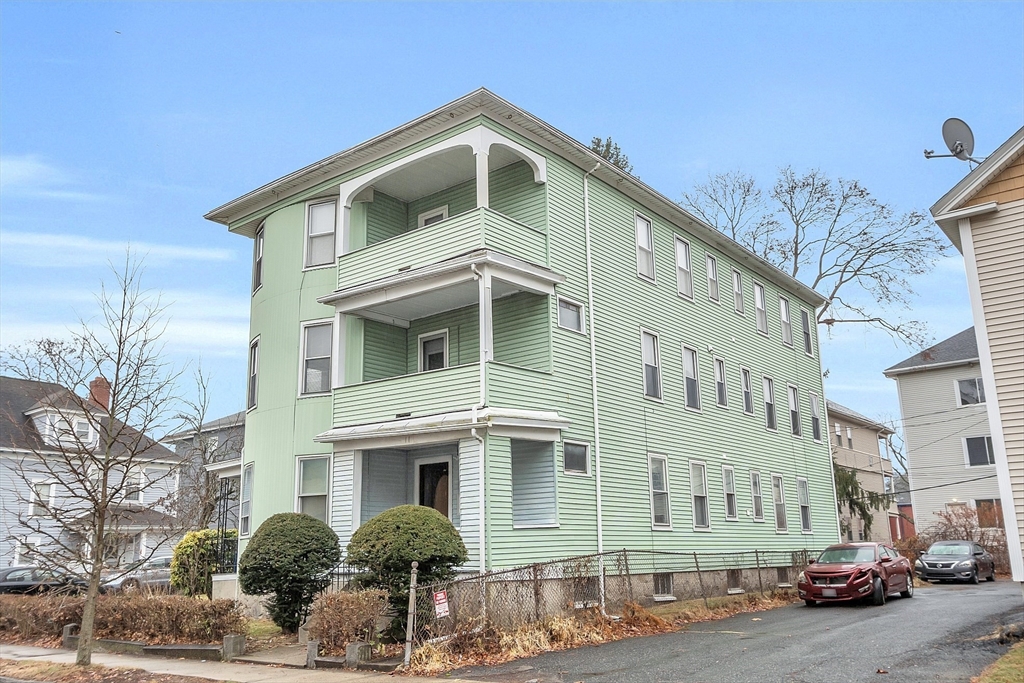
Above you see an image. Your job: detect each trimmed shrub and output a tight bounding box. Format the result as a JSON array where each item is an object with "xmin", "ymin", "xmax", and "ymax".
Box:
[
  {"xmin": 172, "ymin": 528, "xmax": 237, "ymax": 597},
  {"xmin": 308, "ymin": 589, "xmax": 389, "ymax": 655},
  {"xmin": 238, "ymin": 513, "xmax": 341, "ymax": 633}
]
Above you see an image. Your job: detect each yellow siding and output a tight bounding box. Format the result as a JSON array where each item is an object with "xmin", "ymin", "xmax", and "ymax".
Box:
[{"xmin": 966, "ymin": 154, "xmax": 1024, "ymax": 207}]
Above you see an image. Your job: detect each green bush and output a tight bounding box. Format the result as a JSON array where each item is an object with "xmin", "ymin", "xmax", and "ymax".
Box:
[
  {"xmin": 172, "ymin": 528, "xmax": 237, "ymax": 597},
  {"xmin": 238, "ymin": 513, "xmax": 341, "ymax": 633}
]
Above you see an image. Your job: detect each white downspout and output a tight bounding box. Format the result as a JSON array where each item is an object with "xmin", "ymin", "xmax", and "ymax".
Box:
[{"xmin": 471, "ymin": 264, "xmax": 487, "ymax": 573}]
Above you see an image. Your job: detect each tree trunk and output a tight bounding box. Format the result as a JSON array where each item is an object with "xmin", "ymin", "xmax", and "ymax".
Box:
[{"xmin": 76, "ymin": 516, "xmax": 106, "ymax": 666}]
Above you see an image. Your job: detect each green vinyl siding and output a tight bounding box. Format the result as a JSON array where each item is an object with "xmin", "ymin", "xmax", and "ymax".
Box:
[
  {"xmin": 362, "ymin": 320, "xmax": 408, "ymax": 381},
  {"xmin": 489, "ymin": 160, "xmax": 546, "ymax": 231},
  {"xmin": 406, "ymin": 180, "xmax": 476, "ymax": 232},
  {"xmin": 492, "ymin": 293, "xmax": 549, "ymax": 370},
  {"xmin": 365, "ymin": 191, "xmax": 408, "ymax": 245},
  {"xmin": 406, "ymin": 306, "xmax": 479, "ymax": 369},
  {"xmin": 333, "ymin": 363, "xmax": 479, "ymax": 426}
]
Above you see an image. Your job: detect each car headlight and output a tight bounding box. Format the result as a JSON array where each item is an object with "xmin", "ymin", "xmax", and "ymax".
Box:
[
  {"xmin": 955, "ymin": 560, "xmax": 973, "ymax": 568},
  {"xmin": 914, "ymin": 559, "xmax": 922, "ymax": 567},
  {"xmin": 797, "ymin": 571, "xmax": 806, "ymax": 583}
]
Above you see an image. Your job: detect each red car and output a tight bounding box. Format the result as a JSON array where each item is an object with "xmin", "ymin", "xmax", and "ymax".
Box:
[{"xmin": 797, "ymin": 542, "xmax": 913, "ymax": 606}]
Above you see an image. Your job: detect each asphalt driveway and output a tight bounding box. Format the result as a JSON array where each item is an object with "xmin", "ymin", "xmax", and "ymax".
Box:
[{"xmin": 454, "ymin": 580, "xmax": 1023, "ymax": 683}]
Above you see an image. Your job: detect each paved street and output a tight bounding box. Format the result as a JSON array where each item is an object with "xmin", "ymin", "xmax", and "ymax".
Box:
[{"xmin": 455, "ymin": 580, "xmax": 1024, "ymax": 683}]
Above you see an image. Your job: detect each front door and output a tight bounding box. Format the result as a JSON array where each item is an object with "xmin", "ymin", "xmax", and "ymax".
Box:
[{"xmin": 418, "ymin": 461, "xmax": 450, "ymax": 518}]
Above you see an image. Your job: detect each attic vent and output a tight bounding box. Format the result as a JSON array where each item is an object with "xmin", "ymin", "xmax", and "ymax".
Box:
[
  {"xmin": 395, "ymin": 412, "xmax": 411, "ymax": 419},
  {"xmin": 398, "ymin": 266, "xmax": 411, "ymax": 272}
]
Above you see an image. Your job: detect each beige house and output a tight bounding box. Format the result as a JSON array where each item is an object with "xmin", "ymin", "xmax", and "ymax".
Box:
[
  {"xmin": 930, "ymin": 126, "xmax": 1024, "ymax": 584},
  {"xmin": 826, "ymin": 400, "xmax": 896, "ymax": 543}
]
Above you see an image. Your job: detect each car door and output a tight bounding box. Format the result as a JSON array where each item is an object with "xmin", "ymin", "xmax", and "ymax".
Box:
[
  {"xmin": 974, "ymin": 544, "xmax": 993, "ymax": 575},
  {"xmin": 0, "ymin": 568, "xmax": 35, "ymax": 593}
]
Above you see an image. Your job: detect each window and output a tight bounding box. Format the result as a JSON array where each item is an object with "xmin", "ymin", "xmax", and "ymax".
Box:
[
  {"xmin": 741, "ymin": 368, "xmax": 754, "ymax": 415},
  {"xmin": 958, "ymin": 378, "xmax": 986, "ymax": 406},
  {"xmin": 722, "ymin": 466, "xmax": 737, "ymax": 520},
  {"xmin": 239, "ymin": 463, "xmax": 254, "ymax": 536},
  {"xmin": 763, "ymin": 377, "xmax": 777, "ymax": 430},
  {"xmin": 683, "ymin": 346, "xmax": 700, "ymax": 410},
  {"xmin": 417, "ymin": 205, "xmax": 448, "ymax": 228},
  {"xmin": 846, "ymin": 427, "xmax": 853, "ymax": 449},
  {"xmin": 418, "ymin": 330, "xmax": 448, "ymax": 372},
  {"xmin": 305, "ymin": 200, "xmax": 336, "ymax": 269},
  {"xmin": 965, "ymin": 436, "xmax": 996, "ymax": 467},
  {"xmin": 976, "ymin": 499, "xmax": 1004, "ymax": 529},
  {"xmin": 649, "ymin": 455, "xmax": 670, "ymax": 528},
  {"xmin": 754, "ymin": 282, "xmax": 768, "ymax": 334},
  {"xmin": 834, "ymin": 422, "xmax": 842, "ymax": 447},
  {"xmin": 750, "ymin": 471, "xmax": 764, "ymax": 521},
  {"xmin": 797, "ymin": 477, "xmax": 811, "ymax": 532},
  {"xmin": 732, "ymin": 270, "xmax": 744, "ymax": 314},
  {"xmin": 563, "ymin": 441, "xmax": 590, "ymax": 475},
  {"xmin": 557, "ymin": 298, "xmax": 585, "ymax": 333},
  {"xmin": 653, "ymin": 573, "xmax": 674, "ymax": 598},
  {"xmin": 29, "ymin": 482, "xmax": 54, "ymax": 517},
  {"xmin": 301, "ymin": 321, "xmax": 332, "ymax": 394},
  {"xmin": 801, "ymin": 309, "xmax": 812, "ymax": 355},
  {"xmin": 75, "ymin": 419, "xmax": 91, "ymax": 441},
  {"xmin": 123, "ymin": 472, "xmax": 142, "ymax": 503},
  {"xmin": 512, "ymin": 440, "xmax": 557, "ymax": 527},
  {"xmin": 771, "ymin": 474, "xmax": 787, "ymax": 532},
  {"xmin": 788, "ymin": 385, "xmax": 801, "ymax": 437},
  {"xmin": 779, "ymin": 297, "xmax": 793, "ymax": 346},
  {"xmin": 714, "ymin": 358, "xmax": 727, "ymax": 407},
  {"xmin": 675, "ymin": 238, "xmax": 693, "ymax": 298},
  {"xmin": 247, "ymin": 338, "xmax": 259, "ymax": 410},
  {"xmin": 641, "ymin": 331, "xmax": 662, "ymax": 400},
  {"xmin": 690, "ymin": 461, "xmax": 709, "ymax": 529},
  {"xmin": 810, "ymin": 393, "xmax": 822, "ymax": 441},
  {"xmin": 706, "ymin": 254, "xmax": 719, "ymax": 302},
  {"xmin": 253, "ymin": 223, "xmax": 264, "ymax": 293},
  {"xmin": 635, "ymin": 214, "xmax": 655, "ymax": 281},
  {"xmin": 297, "ymin": 457, "xmax": 329, "ymax": 524}
]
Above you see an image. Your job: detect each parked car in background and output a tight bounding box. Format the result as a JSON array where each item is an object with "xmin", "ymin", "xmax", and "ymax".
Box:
[
  {"xmin": 915, "ymin": 541, "xmax": 996, "ymax": 584},
  {"xmin": 797, "ymin": 542, "xmax": 913, "ymax": 607},
  {"xmin": 101, "ymin": 556, "xmax": 173, "ymax": 593},
  {"xmin": 0, "ymin": 565, "xmax": 90, "ymax": 594}
]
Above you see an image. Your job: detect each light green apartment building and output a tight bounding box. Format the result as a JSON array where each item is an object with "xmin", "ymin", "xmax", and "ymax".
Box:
[{"xmin": 205, "ymin": 89, "xmax": 840, "ymax": 571}]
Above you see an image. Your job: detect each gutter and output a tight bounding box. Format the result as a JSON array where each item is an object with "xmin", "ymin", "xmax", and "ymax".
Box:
[{"xmin": 883, "ymin": 357, "xmax": 980, "ymax": 377}]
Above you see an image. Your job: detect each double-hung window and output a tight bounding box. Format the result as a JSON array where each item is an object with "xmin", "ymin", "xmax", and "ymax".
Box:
[
  {"xmin": 801, "ymin": 309, "xmax": 813, "ymax": 355},
  {"xmin": 779, "ymin": 297, "xmax": 793, "ymax": 346},
  {"xmin": 252, "ymin": 224, "xmax": 265, "ymax": 293},
  {"xmin": 247, "ymin": 338, "xmax": 259, "ymax": 410},
  {"xmin": 417, "ymin": 205, "xmax": 448, "ymax": 228},
  {"xmin": 642, "ymin": 331, "xmax": 662, "ymax": 400},
  {"xmin": 750, "ymin": 471, "xmax": 764, "ymax": 521},
  {"xmin": 763, "ymin": 377, "xmax": 777, "ymax": 430},
  {"xmin": 754, "ymin": 282, "xmax": 768, "ymax": 334},
  {"xmin": 297, "ymin": 457, "xmax": 329, "ymax": 524},
  {"xmin": 706, "ymin": 254, "xmax": 719, "ymax": 302},
  {"xmin": 301, "ymin": 321, "xmax": 332, "ymax": 395},
  {"xmin": 675, "ymin": 238, "xmax": 693, "ymax": 298},
  {"xmin": 557, "ymin": 298, "xmax": 585, "ymax": 333},
  {"xmin": 797, "ymin": 477, "xmax": 812, "ymax": 532},
  {"xmin": 957, "ymin": 378, "xmax": 986, "ymax": 406},
  {"xmin": 123, "ymin": 472, "xmax": 142, "ymax": 503},
  {"xmin": 714, "ymin": 358, "xmax": 727, "ymax": 407},
  {"xmin": 788, "ymin": 385, "xmax": 801, "ymax": 437},
  {"xmin": 239, "ymin": 463, "xmax": 254, "ymax": 536},
  {"xmin": 964, "ymin": 436, "xmax": 996, "ymax": 467},
  {"xmin": 690, "ymin": 461, "xmax": 709, "ymax": 529},
  {"xmin": 810, "ymin": 392, "xmax": 822, "ymax": 441},
  {"xmin": 741, "ymin": 368, "xmax": 754, "ymax": 414},
  {"xmin": 636, "ymin": 214, "xmax": 655, "ymax": 281},
  {"xmin": 771, "ymin": 474, "xmax": 787, "ymax": 532},
  {"xmin": 419, "ymin": 330, "xmax": 448, "ymax": 372},
  {"xmin": 683, "ymin": 346, "xmax": 700, "ymax": 410},
  {"xmin": 649, "ymin": 455, "xmax": 671, "ymax": 528},
  {"xmin": 305, "ymin": 200, "xmax": 336, "ymax": 269},
  {"xmin": 834, "ymin": 422, "xmax": 842, "ymax": 447},
  {"xmin": 732, "ymin": 270, "xmax": 744, "ymax": 314},
  {"xmin": 722, "ymin": 466, "xmax": 737, "ymax": 520},
  {"xmin": 847, "ymin": 427, "xmax": 853, "ymax": 449},
  {"xmin": 29, "ymin": 482, "xmax": 54, "ymax": 517}
]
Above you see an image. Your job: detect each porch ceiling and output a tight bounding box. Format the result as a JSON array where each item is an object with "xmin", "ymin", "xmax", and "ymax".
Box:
[{"xmin": 372, "ymin": 145, "xmax": 524, "ymax": 203}]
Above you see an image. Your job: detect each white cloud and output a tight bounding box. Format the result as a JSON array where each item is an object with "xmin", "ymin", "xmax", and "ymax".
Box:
[
  {"xmin": 0, "ymin": 154, "xmax": 109, "ymax": 202},
  {"xmin": 0, "ymin": 231, "xmax": 235, "ymax": 268}
]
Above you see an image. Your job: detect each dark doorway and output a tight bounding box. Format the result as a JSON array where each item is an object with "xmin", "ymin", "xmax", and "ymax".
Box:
[{"xmin": 418, "ymin": 461, "xmax": 450, "ymax": 518}]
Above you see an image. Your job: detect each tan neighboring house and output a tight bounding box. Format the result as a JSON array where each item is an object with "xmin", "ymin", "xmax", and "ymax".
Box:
[
  {"xmin": 827, "ymin": 400, "xmax": 896, "ymax": 543},
  {"xmin": 929, "ymin": 126, "xmax": 1024, "ymax": 584}
]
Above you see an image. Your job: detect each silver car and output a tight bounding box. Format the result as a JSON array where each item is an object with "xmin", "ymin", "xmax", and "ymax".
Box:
[
  {"xmin": 915, "ymin": 541, "xmax": 996, "ymax": 584},
  {"xmin": 102, "ymin": 556, "xmax": 173, "ymax": 593}
]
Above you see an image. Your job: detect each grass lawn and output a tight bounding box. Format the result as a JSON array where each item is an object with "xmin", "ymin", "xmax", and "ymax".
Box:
[{"xmin": 972, "ymin": 642, "xmax": 1024, "ymax": 683}]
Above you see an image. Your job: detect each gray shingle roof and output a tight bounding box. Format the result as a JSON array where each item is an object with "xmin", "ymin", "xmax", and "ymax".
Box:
[
  {"xmin": 163, "ymin": 410, "xmax": 245, "ymax": 442},
  {"xmin": 883, "ymin": 327, "xmax": 979, "ymax": 375},
  {"xmin": 825, "ymin": 399, "xmax": 894, "ymax": 434}
]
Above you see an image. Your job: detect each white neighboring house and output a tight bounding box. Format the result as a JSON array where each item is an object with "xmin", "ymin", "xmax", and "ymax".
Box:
[
  {"xmin": 0, "ymin": 375, "xmax": 182, "ymax": 568},
  {"xmin": 884, "ymin": 328, "xmax": 1004, "ymax": 535}
]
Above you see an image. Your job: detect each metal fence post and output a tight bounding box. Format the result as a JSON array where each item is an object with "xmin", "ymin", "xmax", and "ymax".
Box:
[
  {"xmin": 755, "ymin": 550, "xmax": 764, "ymax": 597},
  {"xmin": 622, "ymin": 549, "xmax": 634, "ymax": 604},
  {"xmin": 532, "ymin": 563, "xmax": 541, "ymax": 622},
  {"xmin": 403, "ymin": 561, "xmax": 419, "ymax": 668},
  {"xmin": 693, "ymin": 553, "xmax": 709, "ymax": 610}
]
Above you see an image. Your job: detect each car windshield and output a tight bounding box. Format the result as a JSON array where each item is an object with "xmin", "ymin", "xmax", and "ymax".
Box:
[
  {"xmin": 928, "ymin": 543, "xmax": 972, "ymax": 555},
  {"xmin": 817, "ymin": 547, "xmax": 876, "ymax": 563}
]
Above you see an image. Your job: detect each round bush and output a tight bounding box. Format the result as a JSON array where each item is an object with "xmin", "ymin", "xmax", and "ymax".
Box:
[
  {"xmin": 172, "ymin": 528, "xmax": 237, "ymax": 598},
  {"xmin": 238, "ymin": 513, "xmax": 341, "ymax": 633}
]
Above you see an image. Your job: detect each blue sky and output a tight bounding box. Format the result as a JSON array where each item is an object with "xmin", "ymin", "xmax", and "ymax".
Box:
[{"xmin": 1, "ymin": 2, "xmax": 1022, "ymax": 431}]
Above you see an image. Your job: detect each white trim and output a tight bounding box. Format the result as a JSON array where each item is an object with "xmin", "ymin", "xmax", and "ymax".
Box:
[
  {"xmin": 295, "ymin": 455, "xmax": 332, "ymax": 524},
  {"xmin": 797, "ymin": 476, "xmax": 812, "ymax": 534},
  {"xmin": 809, "ymin": 391, "xmax": 823, "ymax": 443},
  {"xmin": 732, "ymin": 269, "xmax": 744, "ymax": 315},
  {"xmin": 303, "ymin": 198, "xmax": 338, "ymax": 270},
  {"xmin": 750, "ymin": 469, "xmax": 764, "ymax": 522},
  {"xmin": 682, "ymin": 344, "xmax": 701, "ymax": 412},
  {"xmin": 883, "ymin": 357, "xmax": 982, "ymax": 376},
  {"xmin": 779, "ymin": 296, "xmax": 793, "ymax": 347},
  {"xmin": 675, "ymin": 236, "xmax": 694, "ymax": 300},
  {"xmin": 556, "ymin": 296, "xmax": 586, "ymax": 334},
  {"xmin": 239, "ymin": 462, "xmax": 254, "ymax": 538},
  {"xmin": 800, "ymin": 308, "xmax": 813, "ymax": 356},
  {"xmin": 640, "ymin": 328, "xmax": 664, "ymax": 402},
  {"xmin": 417, "ymin": 328, "xmax": 450, "ymax": 372},
  {"xmin": 740, "ymin": 366, "xmax": 754, "ymax": 416},
  {"xmin": 753, "ymin": 281, "xmax": 768, "ymax": 336},
  {"xmin": 635, "ymin": 212, "xmax": 656, "ymax": 283},
  {"xmin": 961, "ymin": 435, "xmax": 996, "ymax": 468},
  {"xmin": 787, "ymin": 383, "xmax": 802, "ymax": 438},
  {"xmin": 705, "ymin": 253, "xmax": 720, "ymax": 303},
  {"xmin": 771, "ymin": 472, "xmax": 788, "ymax": 533},
  {"xmin": 247, "ymin": 336, "xmax": 260, "ymax": 412},
  {"xmin": 298, "ymin": 318, "xmax": 334, "ymax": 398},
  {"xmin": 713, "ymin": 356, "xmax": 728, "ymax": 409},
  {"xmin": 413, "ymin": 454, "xmax": 454, "ymax": 519},
  {"xmin": 252, "ymin": 221, "xmax": 265, "ymax": 295},
  {"xmin": 562, "ymin": 440, "xmax": 591, "ymax": 477},
  {"xmin": 417, "ymin": 205, "xmax": 449, "ymax": 228},
  {"xmin": 648, "ymin": 453, "xmax": 672, "ymax": 530},
  {"xmin": 28, "ymin": 479, "xmax": 56, "ymax": 517},
  {"xmin": 762, "ymin": 375, "xmax": 778, "ymax": 432},
  {"xmin": 954, "ymin": 376, "xmax": 986, "ymax": 408},
  {"xmin": 722, "ymin": 464, "xmax": 738, "ymax": 521},
  {"xmin": 690, "ymin": 459, "xmax": 711, "ymax": 531}
]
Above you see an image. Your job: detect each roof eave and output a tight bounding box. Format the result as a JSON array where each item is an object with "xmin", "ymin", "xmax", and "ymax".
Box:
[{"xmin": 883, "ymin": 356, "xmax": 981, "ymax": 377}]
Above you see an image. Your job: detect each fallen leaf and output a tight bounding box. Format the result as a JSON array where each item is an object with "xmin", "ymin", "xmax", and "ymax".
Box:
[{"xmin": 877, "ymin": 669, "xmax": 889, "ymax": 674}]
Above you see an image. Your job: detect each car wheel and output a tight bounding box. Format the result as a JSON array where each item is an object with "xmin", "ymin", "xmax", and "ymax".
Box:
[
  {"xmin": 122, "ymin": 579, "xmax": 140, "ymax": 592},
  {"xmin": 986, "ymin": 568, "xmax": 995, "ymax": 582},
  {"xmin": 900, "ymin": 574, "xmax": 914, "ymax": 599},
  {"xmin": 804, "ymin": 599, "xmax": 816, "ymax": 607},
  {"xmin": 969, "ymin": 568, "xmax": 980, "ymax": 585},
  {"xmin": 871, "ymin": 576, "xmax": 886, "ymax": 606}
]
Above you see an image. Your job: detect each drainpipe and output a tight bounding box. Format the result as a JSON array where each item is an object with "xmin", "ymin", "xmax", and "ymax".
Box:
[
  {"xmin": 470, "ymin": 264, "xmax": 487, "ymax": 573},
  {"xmin": 583, "ymin": 163, "xmax": 606, "ymax": 609}
]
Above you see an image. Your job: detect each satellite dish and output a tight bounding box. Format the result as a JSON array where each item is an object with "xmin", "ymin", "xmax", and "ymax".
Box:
[{"xmin": 942, "ymin": 118, "xmax": 975, "ymax": 161}]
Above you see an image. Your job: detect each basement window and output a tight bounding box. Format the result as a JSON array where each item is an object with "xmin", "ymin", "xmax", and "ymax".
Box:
[{"xmin": 653, "ymin": 573, "xmax": 675, "ymax": 600}]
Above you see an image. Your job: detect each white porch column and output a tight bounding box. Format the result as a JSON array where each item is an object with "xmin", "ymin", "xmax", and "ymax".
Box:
[
  {"xmin": 478, "ymin": 268, "xmax": 493, "ymax": 364},
  {"xmin": 475, "ymin": 150, "xmax": 490, "ymax": 209}
]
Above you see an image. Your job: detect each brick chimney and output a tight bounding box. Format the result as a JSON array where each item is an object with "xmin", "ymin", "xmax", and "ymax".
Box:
[{"xmin": 88, "ymin": 376, "xmax": 110, "ymax": 411}]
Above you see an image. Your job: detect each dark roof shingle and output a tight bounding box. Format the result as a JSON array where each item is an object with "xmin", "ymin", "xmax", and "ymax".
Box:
[{"xmin": 884, "ymin": 327, "xmax": 979, "ymax": 375}]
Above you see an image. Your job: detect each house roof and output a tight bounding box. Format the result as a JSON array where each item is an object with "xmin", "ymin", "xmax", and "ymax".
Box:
[
  {"xmin": 930, "ymin": 126, "xmax": 1024, "ymax": 251},
  {"xmin": 163, "ymin": 410, "xmax": 245, "ymax": 443},
  {"xmin": 825, "ymin": 399, "xmax": 894, "ymax": 435},
  {"xmin": 883, "ymin": 327, "xmax": 979, "ymax": 376},
  {"xmin": 205, "ymin": 88, "xmax": 827, "ymax": 309}
]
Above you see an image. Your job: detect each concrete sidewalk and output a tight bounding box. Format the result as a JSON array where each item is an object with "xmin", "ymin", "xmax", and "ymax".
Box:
[{"xmin": 0, "ymin": 645, "xmax": 471, "ymax": 683}]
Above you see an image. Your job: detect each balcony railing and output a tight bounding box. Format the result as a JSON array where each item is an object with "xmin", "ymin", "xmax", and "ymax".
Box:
[
  {"xmin": 337, "ymin": 207, "xmax": 547, "ymax": 290},
  {"xmin": 486, "ymin": 362, "xmax": 556, "ymax": 412},
  {"xmin": 333, "ymin": 363, "xmax": 480, "ymax": 427}
]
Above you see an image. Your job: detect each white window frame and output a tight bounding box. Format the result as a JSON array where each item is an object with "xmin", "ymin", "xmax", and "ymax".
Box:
[
  {"xmin": 239, "ymin": 462, "xmax": 254, "ymax": 537},
  {"xmin": 14, "ymin": 538, "xmax": 40, "ymax": 565},
  {"xmin": 800, "ymin": 308, "xmax": 813, "ymax": 356},
  {"xmin": 247, "ymin": 336, "xmax": 260, "ymax": 411},
  {"xmin": 556, "ymin": 296, "xmax": 586, "ymax": 334},
  {"xmin": 303, "ymin": 199, "xmax": 337, "ymax": 270},
  {"xmin": 835, "ymin": 422, "xmax": 843, "ymax": 447},
  {"xmin": 732, "ymin": 269, "xmax": 744, "ymax": 315},
  {"xmin": 740, "ymin": 367, "xmax": 754, "ymax": 415},
  {"xmin": 682, "ymin": 345, "xmax": 701, "ymax": 411},
  {"xmin": 722, "ymin": 465, "xmax": 738, "ymax": 521},
  {"xmin": 963, "ymin": 436, "xmax": 996, "ymax": 468},
  {"xmin": 417, "ymin": 204, "xmax": 449, "ymax": 228},
  {"xmin": 511, "ymin": 441, "xmax": 558, "ymax": 529},
  {"xmin": 690, "ymin": 460, "xmax": 710, "ymax": 531},
  {"xmin": 771, "ymin": 473, "xmax": 788, "ymax": 533},
  {"xmin": 413, "ymin": 454, "xmax": 454, "ymax": 520},
  {"xmin": 417, "ymin": 329, "xmax": 449, "ymax": 373},
  {"xmin": 706, "ymin": 254, "xmax": 720, "ymax": 302},
  {"xmin": 714, "ymin": 357, "xmax": 728, "ymax": 408},
  {"xmin": 763, "ymin": 376, "xmax": 777, "ymax": 431},
  {"xmin": 648, "ymin": 454, "xmax": 671, "ymax": 530},
  {"xmin": 28, "ymin": 480, "xmax": 55, "ymax": 517},
  {"xmin": 562, "ymin": 440, "xmax": 591, "ymax": 476},
  {"xmin": 641, "ymin": 329, "xmax": 663, "ymax": 402},
  {"xmin": 675, "ymin": 237, "xmax": 693, "ymax": 299},
  {"xmin": 653, "ymin": 572, "xmax": 675, "ymax": 601},
  {"xmin": 635, "ymin": 212, "xmax": 656, "ymax": 282},
  {"xmin": 779, "ymin": 297, "xmax": 793, "ymax": 346},
  {"xmin": 252, "ymin": 222, "xmax": 265, "ymax": 294},
  {"xmin": 788, "ymin": 384, "xmax": 801, "ymax": 437},
  {"xmin": 750, "ymin": 470, "xmax": 764, "ymax": 522},
  {"xmin": 295, "ymin": 456, "xmax": 332, "ymax": 523},
  {"xmin": 846, "ymin": 427, "xmax": 854, "ymax": 449},
  {"xmin": 123, "ymin": 470, "xmax": 143, "ymax": 504},
  {"xmin": 956, "ymin": 377, "xmax": 986, "ymax": 406},
  {"xmin": 298, "ymin": 319, "xmax": 334, "ymax": 397},
  {"xmin": 810, "ymin": 392, "xmax": 822, "ymax": 442},
  {"xmin": 797, "ymin": 477, "xmax": 812, "ymax": 533},
  {"xmin": 754, "ymin": 282, "xmax": 768, "ymax": 335}
]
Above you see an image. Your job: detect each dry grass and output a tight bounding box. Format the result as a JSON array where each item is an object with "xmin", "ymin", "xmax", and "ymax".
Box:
[
  {"xmin": 0, "ymin": 658, "xmax": 229, "ymax": 683},
  {"xmin": 971, "ymin": 642, "xmax": 1024, "ymax": 683},
  {"xmin": 308, "ymin": 589, "xmax": 389, "ymax": 656},
  {"xmin": 647, "ymin": 591, "xmax": 797, "ymax": 623}
]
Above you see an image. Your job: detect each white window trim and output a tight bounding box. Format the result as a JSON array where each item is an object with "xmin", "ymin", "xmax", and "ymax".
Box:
[
  {"xmin": 779, "ymin": 297, "xmax": 793, "ymax": 347},
  {"xmin": 239, "ymin": 462, "xmax": 254, "ymax": 538},
  {"xmin": 648, "ymin": 453, "xmax": 672, "ymax": 530},
  {"xmin": 955, "ymin": 377, "xmax": 986, "ymax": 408},
  {"xmin": 123, "ymin": 470, "xmax": 143, "ymax": 504},
  {"xmin": 417, "ymin": 329, "xmax": 450, "ymax": 372},
  {"xmin": 14, "ymin": 537, "xmax": 41, "ymax": 565},
  {"xmin": 252, "ymin": 222, "xmax": 265, "ymax": 295},
  {"xmin": 690, "ymin": 460, "xmax": 711, "ymax": 531},
  {"xmin": 753, "ymin": 281, "xmax": 769, "ymax": 336},
  {"xmin": 675, "ymin": 236, "xmax": 693, "ymax": 300},
  {"xmin": 294, "ymin": 456, "xmax": 332, "ymax": 520},
  {"xmin": 635, "ymin": 212, "xmax": 657, "ymax": 283},
  {"xmin": 562, "ymin": 440, "xmax": 591, "ymax": 477},
  {"xmin": 732, "ymin": 269, "xmax": 744, "ymax": 315},
  {"xmin": 962, "ymin": 435, "xmax": 996, "ymax": 468},
  {"xmin": 413, "ymin": 454, "xmax": 453, "ymax": 518},
  {"xmin": 247, "ymin": 336, "xmax": 260, "ymax": 412},
  {"xmin": 714, "ymin": 356, "xmax": 728, "ymax": 409},
  {"xmin": 303, "ymin": 198, "xmax": 338, "ymax": 271},
  {"xmin": 653, "ymin": 573, "xmax": 676, "ymax": 601},
  {"xmin": 797, "ymin": 476, "xmax": 812, "ymax": 534},
  {"xmin": 28, "ymin": 480, "xmax": 56, "ymax": 517},
  {"xmin": 740, "ymin": 366, "xmax": 754, "ymax": 416},
  {"xmin": 512, "ymin": 444, "xmax": 559, "ymax": 529},
  {"xmin": 682, "ymin": 344, "xmax": 702, "ymax": 412},
  {"xmin": 706, "ymin": 254, "xmax": 720, "ymax": 303},
  {"xmin": 722, "ymin": 465, "xmax": 738, "ymax": 521},
  {"xmin": 750, "ymin": 470, "xmax": 765, "ymax": 522},
  {"xmin": 788, "ymin": 384, "xmax": 802, "ymax": 438},
  {"xmin": 417, "ymin": 204, "xmax": 449, "ymax": 228},
  {"xmin": 809, "ymin": 391, "xmax": 822, "ymax": 442},
  {"xmin": 556, "ymin": 296, "xmax": 587, "ymax": 335},
  {"xmin": 640, "ymin": 328, "xmax": 664, "ymax": 403},
  {"xmin": 298, "ymin": 318, "xmax": 334, "ymax": 398},
  {"xmin": 771, "ymin": 473, "xmax": 788, "ymax": 533},
  {"xmin": 763, "ymin": 375, "xmax": 777, "ymax": 432},
  {"xmin": 800, "ymin": 308, "xmax": 813, "ymax": 356}
]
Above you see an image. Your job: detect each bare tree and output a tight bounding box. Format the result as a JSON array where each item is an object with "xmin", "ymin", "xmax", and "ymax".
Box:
[
  {"xmin": 590, "ymin": 136, "xmax": 634, "ymax": 175},
  {"xmin": 682, "ymin": 168, "xmax": 949, "ymax": 347},
  {"xmin": 0, "ymin": 253, "xmax": 183, "ymax": 666}
]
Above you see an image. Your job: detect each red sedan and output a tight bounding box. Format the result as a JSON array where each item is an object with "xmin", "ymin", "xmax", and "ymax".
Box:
[{"xmin": 797, "ymin": 542, "xmax": 914, "ymax": 606}]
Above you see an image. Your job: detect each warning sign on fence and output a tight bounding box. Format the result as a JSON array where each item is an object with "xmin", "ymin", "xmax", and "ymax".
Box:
[{"xmin": 433, "ymin": 590, "xmax": 450, "ymax": 618}]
